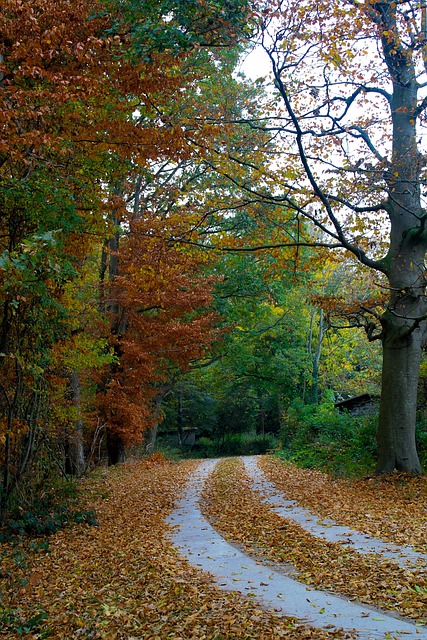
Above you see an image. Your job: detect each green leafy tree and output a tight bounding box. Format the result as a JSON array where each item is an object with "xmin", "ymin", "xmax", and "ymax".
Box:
[{"xmin": 223, "ymin": 0, "xmax": 427, "ymax": 473}]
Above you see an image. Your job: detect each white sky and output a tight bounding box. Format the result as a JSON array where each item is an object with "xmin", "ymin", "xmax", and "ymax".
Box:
[{"xmin": 238, "ymin": 46, "xmax": 272, "ymax": 81}]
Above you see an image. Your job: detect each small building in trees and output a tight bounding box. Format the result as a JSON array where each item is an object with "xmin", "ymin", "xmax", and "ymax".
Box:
[{"xmin": 335, "ymin": 394, "xmax": 378, "ymax": 417}]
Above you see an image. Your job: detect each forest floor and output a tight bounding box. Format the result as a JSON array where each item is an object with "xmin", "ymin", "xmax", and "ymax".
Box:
[{"xmin": 1, "ymin": 454, "xmax": 427, "ymax": 639}]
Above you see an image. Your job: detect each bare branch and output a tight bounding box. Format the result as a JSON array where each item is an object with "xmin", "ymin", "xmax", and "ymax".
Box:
[{"xmin": 268, "ymin": 57, "xmax": 386, "ymax": 273}]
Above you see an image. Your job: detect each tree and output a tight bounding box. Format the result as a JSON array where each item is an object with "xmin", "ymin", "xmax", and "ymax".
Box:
[
  {"xmin": 244, "ymin": 0, "xmax": 427, "ymax": 473},
  {"xmin": 95, "ymin": 44, "xmax": 260, "ymax": 460},
  {"xmin": 99, "ymin": 211, "xmax": 220, "ymax": 452},
  {"xmin": 308, "ymin": 259, "xmax": 383, "ymax": 402},
  {"xmin": 0, "ymin": 0, "xmax": 252, "ymax": 516},
  {"xmin": 182, "ymin": 249, "xmax": 316, "ymax": 446}
]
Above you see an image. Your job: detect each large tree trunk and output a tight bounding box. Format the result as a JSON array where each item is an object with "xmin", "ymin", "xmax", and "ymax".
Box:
[
  {"xmin": 375, "ymin": 235, "xmax": 427, "ymax": 474},
  {"xmin": 373, "ymin": 8, "xmax": 427, "ymax": 473},
  {"xmin": 376, "ymin": 313, "xmax": 425, "ymax": 474}
]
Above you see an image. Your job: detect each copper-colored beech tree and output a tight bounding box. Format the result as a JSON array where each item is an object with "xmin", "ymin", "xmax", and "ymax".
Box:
[
  {"xmin": 0, "ymin": 0, "xmax": 249, "ymax": 514},
  {"xmin": 250, "ymin": 0, "xmax": 427, "ymax": 473},
  {"xmin": 100, "ymin": 209, "xmax": 220, "ymax": 461}
]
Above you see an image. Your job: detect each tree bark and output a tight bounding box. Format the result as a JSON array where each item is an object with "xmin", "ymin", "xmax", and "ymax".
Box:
[
  {"xmin": 373, "ymin": 3, "xmax": 427, "ymax": 473},
  {"xmin": 102, "ymin": 209, "xmax": 127, "ymax": 465},
  {"xmin": 144, "ymin": 421, "xmax": 159, "ymax": 452},
  {"xmin": 177, "ymin": 392, "xmax": 184, "ymax": 448},
  {"xmin": 311, "ymin": 309, "xmax": 324, "ymax": 405},
  {"xmin": 144, "ymin": 392, "xmax": 166, "ymax": 451},
  {"xmin": 377, "ymin": 317, "xmax": 424, "ymax": 473},
  {"xmin": 65, "ymin": 370, "xmax": 86, "ymax": 476}
]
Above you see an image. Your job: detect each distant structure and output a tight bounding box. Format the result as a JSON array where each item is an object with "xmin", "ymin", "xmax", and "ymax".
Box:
[
  {"xmin": 334, "ymin": 394, "xmax": 378, "ymax": 416},
  {"xmin": 180, "ymin": 428, "xmax": 197, "ymax": 447},
  {"xmin": 162, "ymin": 427, "xmax": 198, "ymax": 448}
]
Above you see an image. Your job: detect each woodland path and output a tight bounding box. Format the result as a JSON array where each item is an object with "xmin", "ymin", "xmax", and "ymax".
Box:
[
  {"xmin": 242, "ymin": 457, "xmax": 427, "ymax": 570},
  {"xmin": 167, "ymin": 456, "xmax": 427, "ymax": 640}
]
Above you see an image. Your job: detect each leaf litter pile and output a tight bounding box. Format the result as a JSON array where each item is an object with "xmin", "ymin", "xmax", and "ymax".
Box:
[
  {"xmin": 201, "ymin": 457, "xmax": 427, "ymax": 624},
  {"xmin": 1, "ymin": 454, "xmax": 347, "ymax": 639}
]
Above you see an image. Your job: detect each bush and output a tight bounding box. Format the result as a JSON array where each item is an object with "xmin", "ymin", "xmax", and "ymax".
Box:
[
  {"xmin": 416, "ymin": 422, "xmax": 427, "ymax": 469},
  {"xmin": 1, "ymin": 479, "xmax": 98, "ymax": 540},
  {"xmin": 151, "ymin": 439, "xmax": 183, "ymax": 462},
  {"xmin": 279, "ymin": 398, "xmax": 378, "ymax": 476},
  {"xmin": 240, "ymin": 432, "xmax": 279, "ymax": 455},
  {"xmin": 191, "ymin": 432, "xmax": 279, "ymax": 457},
  {"xmin": 194, "ymin": 437, "xmax": 217, "ymax": 457},
  {"xmin": 4, "ymin": 502, "xmax": 98, "ymax": 538}
]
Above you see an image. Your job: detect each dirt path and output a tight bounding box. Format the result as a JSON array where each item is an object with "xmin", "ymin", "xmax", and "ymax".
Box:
[{"xmin": 167, "ymin": 457, "xmax": 427, "ymax": 640}]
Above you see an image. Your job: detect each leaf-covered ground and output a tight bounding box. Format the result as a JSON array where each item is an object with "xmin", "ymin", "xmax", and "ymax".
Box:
[
  {"xmin": 259, "ymin": 456, "xmax": 427, "ymax": 551},
  {"xmin": 201, "ymin": 457, "xmax": 427, "ymax": 624},
  {"xmin": 0, "ymin": 455, "xmax": 346, "ymax": 639}
]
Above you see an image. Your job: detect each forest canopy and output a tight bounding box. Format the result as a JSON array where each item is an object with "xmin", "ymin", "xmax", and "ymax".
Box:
[{"xmin": 1, "ymin": 0, "xmax": 427, "ymax": 524}]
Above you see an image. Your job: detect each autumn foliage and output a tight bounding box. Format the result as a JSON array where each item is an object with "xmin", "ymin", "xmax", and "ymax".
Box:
[
  {"xmin": 203, "ymin": 457, "xmax": 427, "ymax": 623},
  {"xmin": 99, "ymin": 214, "xmax": 220, "ymax": 446},
  {"xmin": 0, "ymin": 0, "xmax": 241, "ymax": 517},
  {"xmin": 2, "ymin": 455, "xmax": 427, "ymax": 637}
]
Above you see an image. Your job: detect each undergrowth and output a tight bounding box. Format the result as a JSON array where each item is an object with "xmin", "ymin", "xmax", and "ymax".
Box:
[
  {"xmin": 156, "ymin": 431, "xmax": 279, "ymax": 459},
  {"xmin": 0, "ymin": 477, "xmax": 98, "ymax": 541},
  {"xmin": 278, "ymin": 398, "xmax": 378, "ymax": 476},
  {"xmin": 279, "ymin": 397, "xmax": 427, "ymax": 476}
]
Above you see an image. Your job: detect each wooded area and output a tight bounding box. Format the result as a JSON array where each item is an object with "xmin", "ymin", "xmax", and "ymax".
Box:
[{"xmin": 2, "ymin": 0, "xmax": 427, "ymax": 529}]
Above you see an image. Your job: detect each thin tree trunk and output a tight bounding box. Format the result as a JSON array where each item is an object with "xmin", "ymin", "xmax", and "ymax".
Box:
[
  {"xmin": 311, "ymin": 309, "xmax": 324, "ymax": 405},
  {"xmin": 145, "ymin": 422, "xmax": 159, "ymax": 452},
  {"xmin": 177, "ymin": 392, "xmax": 184, "ymax": 447},
  {"xmin": 66, "ymin": 371, "xmax": 86, "ymax": 476},
  {"xmin": 144, "ymin": 393, "xmax": 165, "ymax": 451},
  {"xmin": 103, "ymin": 210, "xmax": 127, "ymax": 464},
  {"xmin": 0, "ymin": 433, "xmax": 11, "ymax": 523}
]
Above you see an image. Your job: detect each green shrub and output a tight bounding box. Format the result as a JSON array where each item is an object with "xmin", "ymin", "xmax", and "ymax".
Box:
[
  {"xmin": 0, "ymin": 606, "xmax": 50, "ymax": 638},
  {"xmin": 185, "ymin": 432, "xmax": 279, "ymax": 458},
  {"xmin": 219, "ymin": 433, "xmax": 245, "ymax": 456},
  {"xmin": 416, "ymin": 422, "xmax": 427, "ymax": 469},
  {"xmin": 4, "ymin": 502, "xmax": 98, "ymax": 538},
  {"xmin": 239, "ymin": 432, "xmax": 279, "ymax": 455},
  {"xmin": 279, "ymin": 398, "xmax": 378, "ymax": 476},
  {"xmin": 151, "ymin": 438, "xmax": 183, "ymax": 462},
  {"xmin": 1, "ymin": 478, "xmax": 98, "ymax": 540},
  {"xmin": 195, "ymin": 437, "xmax": 217, "ymax": 457}
]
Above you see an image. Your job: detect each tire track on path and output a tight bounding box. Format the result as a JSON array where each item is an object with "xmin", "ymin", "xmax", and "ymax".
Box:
[
  {"xmin": 166, "ymin": 458, "xmax": 427, "ymax": 640},
  {"xmin": 242, "ymin": 456, "xmax": 427, "ymax": 570}
]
